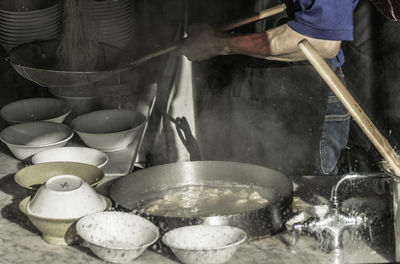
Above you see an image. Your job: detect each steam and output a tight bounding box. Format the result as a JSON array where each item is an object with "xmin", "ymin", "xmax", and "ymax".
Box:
[{"xmin": 193, "ymin": 63, "xmax": 323, "ymax": 176}]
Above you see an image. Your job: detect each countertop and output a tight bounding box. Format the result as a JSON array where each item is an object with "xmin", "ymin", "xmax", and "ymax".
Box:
[{"xmin": 0, "ymin": 141, "xmax": 395, "ymax": 264}]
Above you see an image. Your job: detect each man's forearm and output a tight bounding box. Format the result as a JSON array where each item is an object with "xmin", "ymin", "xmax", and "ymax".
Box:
[{"xmin": 222, "ymin": 24, "xmax": 341, "ymax": 62}]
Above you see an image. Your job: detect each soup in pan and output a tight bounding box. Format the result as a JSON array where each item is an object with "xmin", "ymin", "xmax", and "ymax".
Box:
[{"xmin": 139, "ymin": 185, "xmax": 271, "ymax": 217}]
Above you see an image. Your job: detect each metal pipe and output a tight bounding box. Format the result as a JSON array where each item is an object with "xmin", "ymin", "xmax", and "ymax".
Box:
[
  {"xmin": 329, "ymin": 172, "xmax": 385, "ymax": 208},
  {"xmin": 289, "ymin": 172, "xmax": 385, "ymax": 256}
]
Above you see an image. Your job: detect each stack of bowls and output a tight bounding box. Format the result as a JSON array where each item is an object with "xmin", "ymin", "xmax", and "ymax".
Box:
[
  {"xmin": 85, "ymin": 0, "xmax": 135, "ymax": 49},
  {"xmin": 14, "ymin": 161, "xmax": 105, "ymax": 190},
  {"xmin": 19, "ymin": 174, "xmax": 111, "ymax": 245},
  {"xmin": 0, "ymin": 97, "xmax": 72, "ymax": 160},
  {"xmin": 0, "ymin": 0, "xmax": 62, "ymax": 52}
]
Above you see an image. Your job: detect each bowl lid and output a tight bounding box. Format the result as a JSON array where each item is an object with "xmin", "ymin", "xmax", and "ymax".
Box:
[
  {"xmin": 26, "ymin": 174, "xmax": 106, "ymax": 219},
  {"xmin": 19, "ymin": 195, "xmax": 112, "ymax": 220}
]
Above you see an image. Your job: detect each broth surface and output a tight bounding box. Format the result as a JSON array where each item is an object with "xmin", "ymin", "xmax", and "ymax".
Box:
[{"xmin": 139, "ymin": 185, "xmax": 272, "ymax": 217}]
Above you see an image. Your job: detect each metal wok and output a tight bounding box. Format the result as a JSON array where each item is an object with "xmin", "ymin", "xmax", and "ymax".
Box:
[{"xmin": 110, "ymin": 161, "xmax": 293, "ymax": 239}]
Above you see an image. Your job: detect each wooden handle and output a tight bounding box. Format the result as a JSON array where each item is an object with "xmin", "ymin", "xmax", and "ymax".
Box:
[
  {"xmin": 298, "ymin": 39, "xmax": 400, "ymax": 177},
  {"xmin": 217, "ymin": 3, "xmax": 287, "ymax": 31},
  {"xmin": 130, "ymin": 45, "xmax": 179, "ymax": 67},
  {"xmin": 129, "ymin": 3, "xmax": 287, "ymax": 67}
]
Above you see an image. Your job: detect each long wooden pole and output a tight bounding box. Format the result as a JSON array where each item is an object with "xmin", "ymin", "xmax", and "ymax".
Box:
[
  {"xmin": 129, "ymin": 3, "xmax": 287, "ymax": 67},
  {"xmin": 298, "ymin": 39, "xmax": 400, "ymax": 177},
  {"xmin": 217, "ymin": 3, "xmax": 287, "ymax": 31}
]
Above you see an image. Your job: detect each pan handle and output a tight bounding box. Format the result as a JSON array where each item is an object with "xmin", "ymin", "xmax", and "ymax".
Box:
[{"xmin": 165, "ymin": 114, "xmax": 202, "ymax": 161}]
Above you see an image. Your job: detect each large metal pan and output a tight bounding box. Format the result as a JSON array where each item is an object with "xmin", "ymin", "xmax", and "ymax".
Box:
[{"xmin": 110, "ymin": 161, "xmax": 293, "ymax": 240}]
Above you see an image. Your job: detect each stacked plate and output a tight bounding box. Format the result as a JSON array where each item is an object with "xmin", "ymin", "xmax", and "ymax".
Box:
[
  {"xmin": 86, "ymin": 0, "xmax": 135, "ymax": 50},
  {"xmin": 0, "ymin": 0, "xmax": 62, "ymax": 52}
]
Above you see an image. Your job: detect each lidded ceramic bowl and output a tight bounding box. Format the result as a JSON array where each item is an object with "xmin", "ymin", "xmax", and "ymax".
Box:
[
  {"xmin": 27, "ymin": 174, "xmax": 106, "ymax": 219},
  {"xmin": 162, "ymin": 225, "xmax": 247, "ymax": 264},
  {"xmin": 19, "ymin": 195, "xmax": 112, "ymax": 246}
]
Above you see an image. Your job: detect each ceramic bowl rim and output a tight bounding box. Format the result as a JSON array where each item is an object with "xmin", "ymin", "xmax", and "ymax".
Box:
[
  {"xmin": 0, "ymin": 123, "xmax": 74, "ymax": 148},
  {"xmin": 0, "ymin": 98, "xmax": 72, "ymax": 123},
  {"xmin": 3, "ymin": 109, "xmax": 72, "ymax": 125},
  {"xmin": 48, "ymin": 87, "xmax": 96, "ymax": 100},
  {"xmin": 31, "ymin": 147, "xmax": 109, "ymax": 168},
  {"xmin": 162, "ymin": 225, "xmax": 247, "ymax": 251},
  {"xmin": 14, "ymin": 161, "xmax": 105, "ymax": 190},
  {"xmin": 54, "ymin": 94, "xmax": 97, "ymax": 100},
  {"xmin": 77, "ymin": 211, "xmax": 160, "ymax": 250},
  {"xmin": 74, "ymin": 122, "xmax": 144, "ymax": 137},
  {"xmin": 70, "ymin": 109, "xmax": 146, "ymax": 135}
]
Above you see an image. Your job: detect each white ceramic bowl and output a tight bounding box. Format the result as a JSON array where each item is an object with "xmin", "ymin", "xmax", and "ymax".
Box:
[
  {"xmin": 19, "ymin": 195, "xmax": 112, "ymax": 245},
  {"xmin": 76, "ymin": 211, "xmax": 159, "ymax": 263},
  {"xmin": 14, "ymin": 161, "xmax": 105, "ymax": 190},
  {"xmin": 48, "ymin": 87, "xmax": 99, "ymax": 118},
  {"xmin": 0, "ymin": 97, "xmax": 71, "ymax": 124},
  {"xmin": 70, "ymin": 109, "xmax": 146, "ymax": 152},
  {"xmin": 0, "ymin": 121, "xmax": 74, "ymax": 160},
  {"xmin": 32, "ymin": 147, "xmax": 109, "ymax": 168},
  {"xmin": 162, "ymin": 225, "xmax": 247, "ymax": 264},
  {"xmin": 27, "ymin": 174, "xmax": 106, "ymax": 219}
]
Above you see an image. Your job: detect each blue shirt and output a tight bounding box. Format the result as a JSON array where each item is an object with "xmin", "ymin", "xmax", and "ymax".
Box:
[{"xmin": 287, "ymin": 0, "xmax": 359, "ymax": 69}]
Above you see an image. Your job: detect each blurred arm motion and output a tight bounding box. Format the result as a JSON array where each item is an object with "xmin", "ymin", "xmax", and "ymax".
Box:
[{"xmin": 180, "ymin": 23, "xmax": 341, "ymax": 62}]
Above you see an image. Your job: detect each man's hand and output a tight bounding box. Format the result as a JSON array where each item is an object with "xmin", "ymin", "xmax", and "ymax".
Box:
[
  {"xmin": 180, "ymin": 23, "xmax": 340, "ymax": 62},
  {"xmin": 179, "ymin": 24, "xmax": 230, "ymax": 61}
]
